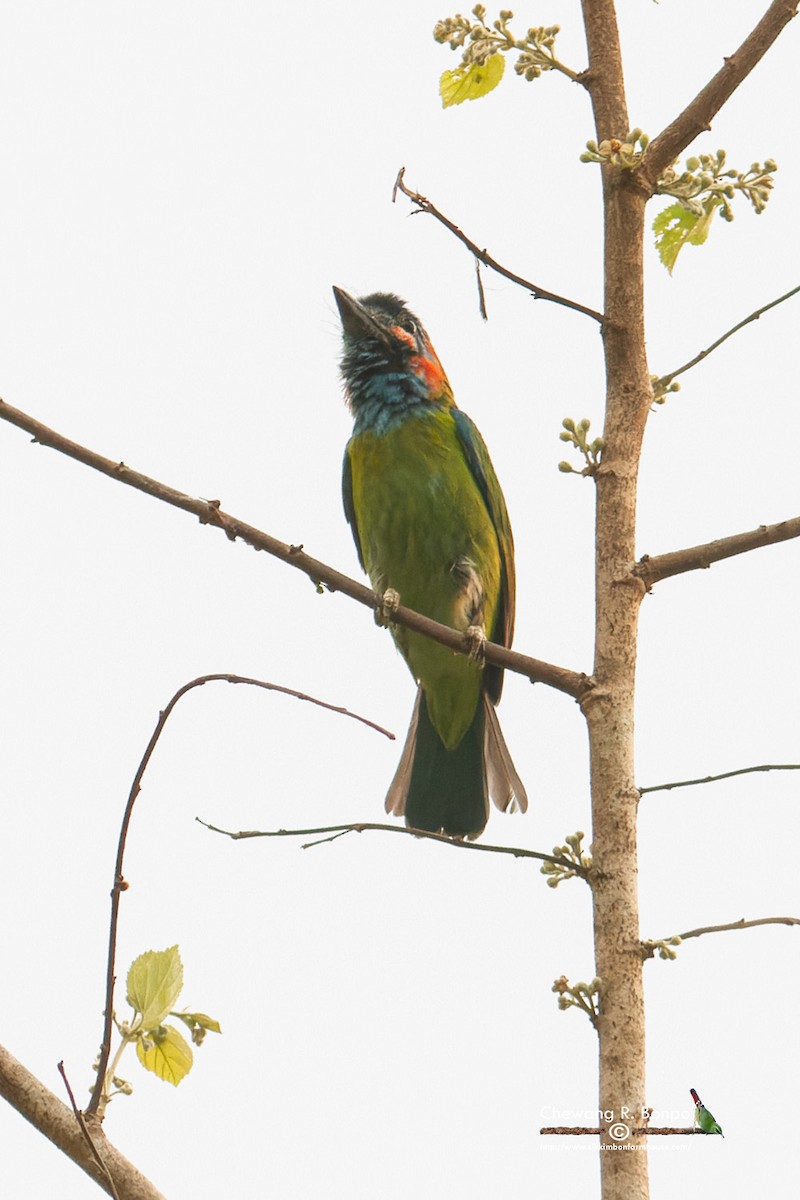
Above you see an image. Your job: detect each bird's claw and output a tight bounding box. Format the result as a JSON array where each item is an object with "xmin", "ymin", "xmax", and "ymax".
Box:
[
  {"xmin": 375, "ymin": 587, "xmax": 401, "ymax": 627},
  {"xmin": 464, "ymin": 624, "xmax": 486, "ymax": 663}
]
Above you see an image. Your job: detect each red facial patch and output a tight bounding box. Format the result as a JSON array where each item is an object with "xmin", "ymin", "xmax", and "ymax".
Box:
[
  {"xmin": 389, "ymin": 324, "xmax": 449, "ymax": 397},
  {"xmin": 390, "ymin": 325, "xmax": 417, "ymax": 350},
  {"xmin": 409, "ymin": 350, "xmax": 447, "ymax": 395}
]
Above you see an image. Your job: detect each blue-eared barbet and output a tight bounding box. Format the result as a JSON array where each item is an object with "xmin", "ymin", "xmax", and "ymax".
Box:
[
  {"xmin": 690, "ymin": 1088, "xmax": 724, "ymax": 1136},
  {"xmin": 334, "ymin": 287, "xmax": 527, "ymax": 840}
]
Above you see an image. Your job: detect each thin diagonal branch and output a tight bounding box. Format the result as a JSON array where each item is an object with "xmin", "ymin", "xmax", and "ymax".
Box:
[
  {"xmin": 654, "ymin": 284, "xmax": 800, "ymax": 392},
  {"xmin": 641, "ymin": 0, "xmax": 800, "ymax": 185},
  {"xmin": 196, "ymin": 818, "xmax": 589, "ymax": 876},
  {"xmin": 87, "ymin": 673, "xmax": 395, "ymax": 1118},
  {"xmin": 0, "ymin": 398, "xmax": 590, "ymax": 701},
  {"xmin": 392, "ymin": 167, "xmax": 604, "ymax": 324},
  {"xmin": 58, "ymin": 1063, "xmax": 120, "ymax": 1200},
  {"xmin": 640, "ymin": 763, "xmax": 800, "ymax": 795},
  {"xmin": 636, "ymin": 517, "xmax": 800, "ymax": 588}
]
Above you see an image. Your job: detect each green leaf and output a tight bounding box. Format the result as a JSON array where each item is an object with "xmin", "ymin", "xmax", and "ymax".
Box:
[
  {"xmin": 136, "ymin": 1024, "xmax": 193, "ymax": 1086},
  {"xmin": 126, "ymin": 946, "xmax": 184, "ymax": 1028},
  {"xmin": 177, "ymin": 1011, "xmax": 221, "ymax": 1034},
  {"xmin": 653, "ymin": 197, "xmax": 722, "ymax": 274},
  {"xmin": 174, "ymin": 1010, "xmax": 223, "ymax": 1042},
  {"xmin": 439, "ymin": 54, "xmax": 504, "ymax": 108}
]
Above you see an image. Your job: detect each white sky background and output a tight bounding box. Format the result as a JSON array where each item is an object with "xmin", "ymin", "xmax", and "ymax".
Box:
[{"xmin": 1, "ymin": 1, "xmax": 797, "ymax": 1196}]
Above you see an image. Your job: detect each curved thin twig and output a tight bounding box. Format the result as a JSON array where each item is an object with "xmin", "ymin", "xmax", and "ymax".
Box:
[
  {"xmin": 639, "ymin": 762, "xmax": 800, "ymax": 795},
  {"xmin": 196, "ymin": 817, "xmax": 589, "ymax": 876},
  {"xmin": 0, "ymin": 398, "xmax": 590, "ymax": 701},
  {"xmin": 86, "ymin": 673, "xmax": 394, "ymax": 1117},
  {"xmin": 653, "ymin": 284, "xmax": 800, "ymax": 392},
  {"xmin": 393, "ymin": 167, "xmax": 604, "ymax": 324}
]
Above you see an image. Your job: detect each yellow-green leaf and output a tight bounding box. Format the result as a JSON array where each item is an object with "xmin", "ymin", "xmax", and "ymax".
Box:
[
  {"xmin": 173, "ymin": 1010, "xmax": 223, "ymax": 1043},
  {"xmin": 439, "ymin": 54, "xmax": 504, "ymax": 108},
  {"xmin": 180, "ymin": 1011, "xmax": 222, "ymax": 1035},
  {"xmin": 126, "ymin": 946, "xmax": 184, "ymax": 1029},
  {"xmin": 136, "ymin": 1024, "xmax": 193, "ymax": 1086},
  {"xmin": 653, "ymin": 197, "xmax": 722, "ymax": 274}
]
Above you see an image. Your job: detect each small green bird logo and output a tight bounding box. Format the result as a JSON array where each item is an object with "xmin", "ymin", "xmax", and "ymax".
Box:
[{"xmin": 690, "ymin": 1088, "xmax": 724, "ymax": 1136}]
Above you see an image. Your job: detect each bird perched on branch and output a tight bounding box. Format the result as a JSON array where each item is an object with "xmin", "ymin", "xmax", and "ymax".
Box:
[
  {"xmin": 334, "ymin": 286, "xmax": 527, "ymax": 840},
  {"xmin": 690, "ymin": 1088, "xmax": 724, "ymax": 1136}
]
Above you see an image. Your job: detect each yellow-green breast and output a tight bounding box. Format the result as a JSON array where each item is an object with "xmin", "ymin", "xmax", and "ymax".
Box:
[{"xmin": 347, "ymin": 407, "xmax": 502, "ymax": 749}]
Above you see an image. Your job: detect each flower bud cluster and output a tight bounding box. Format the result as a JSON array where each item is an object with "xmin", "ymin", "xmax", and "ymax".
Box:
[
  {"xmin": 580, "ymin": 128, "xmax": 650, "ymax": 169},
  {"xmin": 558, "ymin": 417, "xmax": 604, "ymax": 476},
  {"xmin": 541, "ymin": 830, "xmax": 592, "ymax": 887},
  {"xmin": 552, "ymin": 975, "xmax": 602, "ymax": 1019},
  {"xmin": 434, "ymin": 6, "xmax": 570, "ymax": 80},
  {"xmin": 657, "ymin": 149, "xmax": 777, "ymax": 220}
]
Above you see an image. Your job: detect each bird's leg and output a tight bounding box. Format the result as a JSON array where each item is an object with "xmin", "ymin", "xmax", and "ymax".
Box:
[
  {"xmin": 463, "ymin": 624, "xmax": 486, "ymax": 663},
  {"xmin": 375, "ymin": 587, "xmax": 401, "ymax": 627}
]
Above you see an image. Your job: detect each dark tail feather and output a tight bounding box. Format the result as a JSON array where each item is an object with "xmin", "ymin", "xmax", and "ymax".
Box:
[
  {"xmin": 385, "ymin": 688, "xmax": 526, "ymax": 840},
  {"xmin": 405, "ymin": 689, "xmax": 488, "ymax": 839}
]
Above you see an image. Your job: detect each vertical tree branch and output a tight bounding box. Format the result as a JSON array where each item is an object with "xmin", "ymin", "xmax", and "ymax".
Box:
[{"xmin": 580, "ymin": 3, "xmax": 651, "ymax": 1197}]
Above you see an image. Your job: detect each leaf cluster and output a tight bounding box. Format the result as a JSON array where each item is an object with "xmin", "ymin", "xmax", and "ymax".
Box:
[
  {"xmin": 96, "ymin": 946, "xmax": 221, "ymax": 1110},
  {"xmin": 434, "ymin": 5, "xmax": 576, "ymax": 106}
]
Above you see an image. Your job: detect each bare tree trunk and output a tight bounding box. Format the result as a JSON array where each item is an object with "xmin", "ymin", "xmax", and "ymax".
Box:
[{"xmin": 580, "ymin": 3, "xmax": 652, "ymax": 1197}]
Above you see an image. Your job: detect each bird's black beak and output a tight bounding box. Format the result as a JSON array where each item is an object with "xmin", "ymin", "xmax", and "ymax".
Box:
[{"xmin": 333, "ymin": 286, "xmax": 391, "ymax": 346}]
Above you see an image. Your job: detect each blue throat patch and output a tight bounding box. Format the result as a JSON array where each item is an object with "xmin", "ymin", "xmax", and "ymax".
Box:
[
  {"xmin": 351, "ymin": 374, "xmax": 431, "ymax": 435},
  {"xmin": 345, "ymin": 346, "xmax": 434, "ymax": 435}
]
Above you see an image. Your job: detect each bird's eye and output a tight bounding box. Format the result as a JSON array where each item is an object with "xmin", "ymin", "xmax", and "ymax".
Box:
[{"xmin": 397, "ymin": 316, "xmax": 417, "ymax": 335}]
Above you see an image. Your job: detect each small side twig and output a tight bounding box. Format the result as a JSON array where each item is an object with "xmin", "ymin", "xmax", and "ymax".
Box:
[
  {"xmin": 637, "ymin": 516, "xmax": 800, "ymax": 588},
  {"xmin": 642, "ymin": 915, "xmax": 800, "ymax": 961},
  {"xmin": 653, "ymin": 284, "xmax": 800, "ymax": 393},
  {"xmin": 676, "ymin": 916, "xmax": 800, "ymax": 941},
  {"xmin": 196, "ymin": 818, "xmax": 588, "ymax": 875},
  {"xmin": 87, "ymin": 673, "xmax": 394, "ymax": 1117},
  {"xmin": 474, "ymin": 257, "xmax": 488, "ymax": 320},
  {"xmin": 393, "ymin": 167, "xmax": 604, "ymax": 324},
  {"xmin": 57, "ymin": 1062, "xmax": 120, "ymax": 1200},
  {"xmin": 640, "ymin": 762, "xmax": 800, "ymax": 795}
]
